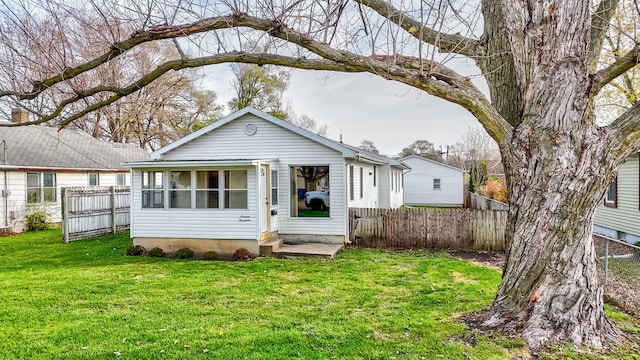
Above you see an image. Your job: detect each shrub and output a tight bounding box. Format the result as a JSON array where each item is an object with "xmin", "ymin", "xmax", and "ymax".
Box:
[
  {"xmin": 202, "ymin": 251, "xmax": 218, "ymax": 260},
  {"xmin": 125, "ymin": 245, "xmax": 146, "ymax": 256},
  {"xmin": 483, "ymin": 178, "xmax": 508, "ymax": 203},
  {"xmin": 175, "ymin": 247, "xmax": 194, "ymax": 259},
  {"xmin": 147, "ymin": 247, "xmax": 165, "ymax": 258},
  {"xmin": 233, "ymin": 248, "xmax": 253, "ymax": 261},
  {"xmin": 24, "ymin": 208, "xmax": 51, "ymax": 231}
]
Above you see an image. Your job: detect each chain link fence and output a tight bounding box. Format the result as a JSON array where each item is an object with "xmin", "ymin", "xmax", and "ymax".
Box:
[{"xmin": 594, "ymin": 235, "xmax": 640, "ymax": 316}]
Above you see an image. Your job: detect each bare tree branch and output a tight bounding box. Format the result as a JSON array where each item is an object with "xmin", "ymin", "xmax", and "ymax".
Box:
[
  {"xmin": 605, "ymin": 99, "xmax": 640, "ymax": 159},
  {"xmin": 591, "ymin": 42, "xmax": 640, "ymax": 95},
  {"xmin": 354, "ymin": 0, "xmax": 481, "ymax": 57},
  {"xmin": 589, "ymin": 0, "xmax": 621, "ymax": 71}
]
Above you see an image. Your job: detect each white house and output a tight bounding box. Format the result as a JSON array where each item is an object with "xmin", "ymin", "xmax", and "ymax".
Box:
[
  {"xmin": 401, "ymin": 155, "xmax": 465, "ymax": 207},
  {"xmin": 124, "ymin": 107, "xmax": 407, "ymax": 257},
  {"xmin": 593, "ymin": 153, "xmax": 640, "ymax": 243},
  {"xmin": 0, "ymin": 109, "xmax": 148, "ymax": 234}
]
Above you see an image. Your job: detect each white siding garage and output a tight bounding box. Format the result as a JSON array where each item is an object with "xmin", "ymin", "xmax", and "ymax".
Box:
[{"xmin": 401, "ymin": 155, "xmax": 465, "ymax": 207}]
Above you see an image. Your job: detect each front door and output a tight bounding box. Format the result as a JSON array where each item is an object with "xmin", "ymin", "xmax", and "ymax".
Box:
[{"xmin": 259, "ymin": 164, "xmax": 270, "ymax": 236}]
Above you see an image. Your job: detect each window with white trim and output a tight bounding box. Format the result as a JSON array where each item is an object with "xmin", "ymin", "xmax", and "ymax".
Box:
[
  {"xmin": 88, "ymin": 172, "xmax": 100, "ymax": 186},
  {"xmin": 224, "ymin": 170, "xmax": 248, "ymax": 209},
  {"xmin": 271, "ymin": 170, "xmax": 278, "ymax": 206},
  {"xmin": 116, "ymin": 173, "xmax": 126, "ymax": 186},
  {"xmin": 26, "ymin": 172, "xmax": 56, "ymax": 204},
  {"xmin": 605, "ymin": 177, "xmax": 616, "ymax": 208},
  {"xmin": 196, "ymin": 170, "xmax": 219, "ymax": 209},
  {"xmin": 142, "ymin": 171, "xmax": 164, "ymax": 208},
  {"xmin": 433, "ymin": 178, "xmax": 441, "ymax": 190}
]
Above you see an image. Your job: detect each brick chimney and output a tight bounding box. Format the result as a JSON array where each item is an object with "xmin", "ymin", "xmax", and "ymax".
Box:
[{"xmin": 11, "ymin": 108, "xmax": 29, "ymax": 124}]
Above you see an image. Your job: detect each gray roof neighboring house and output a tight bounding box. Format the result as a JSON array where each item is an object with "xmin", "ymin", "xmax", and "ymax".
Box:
[{"xmin": 0, "ymin": 124, "xmax": 148, "ymax": 170}]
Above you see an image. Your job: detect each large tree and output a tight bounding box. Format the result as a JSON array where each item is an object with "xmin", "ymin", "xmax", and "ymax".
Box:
[{"xmin": 1, "ymin": 0, "xmax": 639, "ymax": 349}]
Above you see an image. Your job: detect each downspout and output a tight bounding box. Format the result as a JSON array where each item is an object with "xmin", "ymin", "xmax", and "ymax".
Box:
[{"xmin": 2, "ymin": 140, "xmax": 8, "ymax": 229}]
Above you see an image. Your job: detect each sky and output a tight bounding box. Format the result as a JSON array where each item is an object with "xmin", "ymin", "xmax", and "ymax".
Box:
[{"xmin": 201, "ymin": 59, "xmax": 488, "ymax": 157}]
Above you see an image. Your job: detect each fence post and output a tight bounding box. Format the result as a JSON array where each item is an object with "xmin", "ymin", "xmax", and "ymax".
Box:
[
  {"xmin": 604, "ymin": 237, "xmax": 609, "ymax": 293},
  {"xmin": 110, "ymin": 186, "xmax": 116, "ymax": 235},
  {"xmin": 62, "ymin": 187, "xmax": 69, "ymax": 243}
]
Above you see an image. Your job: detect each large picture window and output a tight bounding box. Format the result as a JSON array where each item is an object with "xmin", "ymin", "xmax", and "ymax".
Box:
[
  {"xmin": 142, "ymin": 171, "xmax": 164, "ymax": 208},
  {"xmin": 291, "ymin": 165, "xmax": 330, "ymax": 218},
  {"xmin": 27, "ymin": 172, "xmax": 56, "ymax": 204}
]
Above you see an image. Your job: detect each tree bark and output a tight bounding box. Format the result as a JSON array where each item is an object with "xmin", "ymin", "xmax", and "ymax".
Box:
[
  {"xmin": 484, "ymin": 125, "xmax": 622, "ymax": 348},
  {"xmin": 478, "ymin": 1, "xmax": 625, "ymax": 348}
]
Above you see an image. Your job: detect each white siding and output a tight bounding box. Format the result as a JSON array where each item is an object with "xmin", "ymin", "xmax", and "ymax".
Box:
[
  {"xmin": 1, "ymin": 170, "xmax": 128, "ymax": 233},
  {"xmin": 402, "ymin": 156, "xmax": 464, "ymax": 206},
  {"xmin": 133, "ymin": 114, "xmax": 347, "ymax": 239},
  {"xmin": 131, "ymin": 168, "xmax": 257, "ymax": 239},
  {"xmin": 346, "ymin": 161, "xmax": 378, "ymax": 208},
  {"xmin": 593, "ymin": 154, "xmax": 640, "ymax": 240}
]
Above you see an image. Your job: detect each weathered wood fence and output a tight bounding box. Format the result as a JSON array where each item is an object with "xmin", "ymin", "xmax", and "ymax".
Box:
[
  {"xmin": 469, "ymin": 192, "xmax": 509, "ymax": 211},
  {"xmin": 349, "ymin": 208, "xmax": 507, "ymax": 251},
  {"xmin": 61, "ymin": 186, "xmax": 131, "ymax": 243}
]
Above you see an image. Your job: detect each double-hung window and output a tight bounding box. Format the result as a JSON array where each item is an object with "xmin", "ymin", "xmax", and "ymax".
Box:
[
  {"xmin": 224, "ymin": 170, "xmax": 248, "ymax": 209},
  {"xmin": 196, "ymin": 170, "xmax": 220, "ymax": 208},
  {"xmin": 605, "ymin": 177, "xmax": 617, "ymax": 208},
  {"xmin": 142, "ymin": 171, "xmax": 165, "ymax": 208},
  {"xmin": 26, "ymin": 172, "xmax": 56, "ymax": 204},
  {"xmin": 433, "ymin": 178, "xmax": 441, "ymax": 190},
  {"xmin": 88, "ymin": 172, "xmax": 100, "ymax": 186},
  {"xmin": 116, "ymin": 173, "xmax": 126, "ymax": 186}
]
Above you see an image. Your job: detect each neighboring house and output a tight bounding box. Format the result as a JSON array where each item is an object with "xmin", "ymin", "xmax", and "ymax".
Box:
[
  {"xmin": 0, "ymin": 109, "xmax": 148, "ymax": 234},
  {"xmin": 401, "ymin": 155, "xmax": 465, "ymax": 207},
  {"xmin": 124, "ymin": 107, "xmax": 407, "ymax": 257},
  {"xmin": 593, "ymin": 153, "xmax": 640, "ymax": 243}
]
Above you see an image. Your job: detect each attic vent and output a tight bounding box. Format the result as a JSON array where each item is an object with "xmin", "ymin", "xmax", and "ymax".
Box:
[{"xmin": 244, "ymin": 123, "xmax": 257, "ymax": 136}]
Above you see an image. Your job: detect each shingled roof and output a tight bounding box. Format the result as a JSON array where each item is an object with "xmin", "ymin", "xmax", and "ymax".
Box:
[{"xmin": 0, "ymin": 125, "xmax": 148, "ymax": 170}]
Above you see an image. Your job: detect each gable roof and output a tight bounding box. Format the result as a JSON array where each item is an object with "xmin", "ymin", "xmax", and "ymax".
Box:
[
  {"xmin": 148, "ymin": 107, "xmax": 404, "ymax": 168},
  {"xmin": 400, "ymin": 155, "xmax": 465, "ymax": 173},
  {"xmin": 150, "ymin": 107, "xmax": 357, "ymax": 159},
  {"xmin": 0, "ymin": 125, "xmax": 148, "ymax": 170}
]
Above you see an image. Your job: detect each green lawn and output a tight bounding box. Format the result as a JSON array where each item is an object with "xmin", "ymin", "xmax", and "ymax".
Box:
[{"xmin": 0, "ymin": 230, "xmax": 637, "ymax": 359}]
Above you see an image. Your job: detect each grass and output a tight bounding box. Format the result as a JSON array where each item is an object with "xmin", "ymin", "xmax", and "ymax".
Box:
[{"xmin": 0, "ymin": 230, "xmax": 638, "ymax": 359}]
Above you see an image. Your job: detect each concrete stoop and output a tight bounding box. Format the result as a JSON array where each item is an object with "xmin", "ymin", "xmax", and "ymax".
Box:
[
  {"xmin": 259, "ymin": 238, "xmax": 284, "ymax": 257},
  {"xmin": 271, "ymin": 242, "xmax": 343, "ymax": 259}
]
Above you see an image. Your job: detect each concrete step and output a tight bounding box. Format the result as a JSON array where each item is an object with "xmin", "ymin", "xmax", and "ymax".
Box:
[
  {"xmin": 272, "ymin": 243, "xmax": 343, "ymax": 259},
  {"xmin": 259, "ymin": 238, "xmax": 283, "ymax": 256}
]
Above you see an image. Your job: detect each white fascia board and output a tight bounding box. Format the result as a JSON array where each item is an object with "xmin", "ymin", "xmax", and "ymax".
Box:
[{"xmin": 122, "ymin": 159, "xmax": 276, "ymax": 169}]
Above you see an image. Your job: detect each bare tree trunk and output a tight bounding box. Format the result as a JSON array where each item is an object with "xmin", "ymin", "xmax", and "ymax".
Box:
[{"xmin": 483, "ymin": 125, "xmax": 623, "ymax": 347}]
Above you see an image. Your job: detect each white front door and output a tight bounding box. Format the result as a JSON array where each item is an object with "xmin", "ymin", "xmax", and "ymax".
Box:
[{"xmin": 259, "ymin": 164, "xmax": 270, "ymax": 235}]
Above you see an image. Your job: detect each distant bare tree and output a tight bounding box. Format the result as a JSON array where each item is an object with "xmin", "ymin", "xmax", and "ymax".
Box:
[{"xmin": 359, "ymin": 139, "xmax": 378, "ymax": 153}]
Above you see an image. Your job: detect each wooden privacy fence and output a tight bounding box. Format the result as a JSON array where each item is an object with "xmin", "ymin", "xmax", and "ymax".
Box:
[
  {"xmin": 349, "ymin": 207, "xmax": 507, "ymax": 251},
  {"xmin": 61, "ymin": 186, "xmax": 131, "ymax": 243}
]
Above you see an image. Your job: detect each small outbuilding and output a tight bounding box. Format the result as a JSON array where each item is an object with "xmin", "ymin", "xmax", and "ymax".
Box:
[
  {"xmin": 400, "ymin": 155, "xmax": 465, "ymax": 207},
  {"xmin": 124, "ymin": 107, "xmax": 407, "ymax": 257}
]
